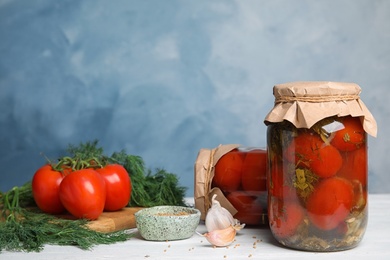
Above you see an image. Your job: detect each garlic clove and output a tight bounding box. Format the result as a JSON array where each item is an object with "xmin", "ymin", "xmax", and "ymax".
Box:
[
  {"xmin": 205, "ymin": 194, "xmax": 245, "ymax": 232},
  {"xmin": 198, "ymin": 225, "xmax": 237, "ymax": 247}
]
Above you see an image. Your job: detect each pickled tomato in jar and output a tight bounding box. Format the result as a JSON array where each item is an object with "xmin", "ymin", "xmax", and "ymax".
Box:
[{"xmin": 212, "ymin": 147, "xmax": 267, "ymax": 225}]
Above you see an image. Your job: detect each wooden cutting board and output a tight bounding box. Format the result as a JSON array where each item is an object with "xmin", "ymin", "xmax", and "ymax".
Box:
[
  {"xmin": 0, "ymin": 207, "xmax": 143, "ymax": 233},
  {"xmin": 85, "ymin": 207, "xmax": 143, "ymax": 233}
]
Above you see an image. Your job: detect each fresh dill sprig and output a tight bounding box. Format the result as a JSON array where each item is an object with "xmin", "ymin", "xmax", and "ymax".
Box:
[
  {"xmin": 110, "ymin": 151, "xmax": 187, "ymax": 207},
  {"xmin": 66, "ymin": 139, "xmax": 105, "ymax": 161},
  {"xmin": 0, "ymin": 183, "xmax": 132, "ymax": 252}
]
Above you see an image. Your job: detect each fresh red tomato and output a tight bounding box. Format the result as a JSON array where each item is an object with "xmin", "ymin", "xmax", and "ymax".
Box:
[
  {"xmin": 213, "ymin": 149, "xmax": 245, "ymax": 192},
  {"xmin": 60, "ymin": 164, "xmax": 73, "ymax": 176},
  {"xmin": 241, "ymin": 149, "xmax": 267, "ymax": 192},
  {"xmin": 306, "ymin": 177, "xmax": 354, "ymax": 230},
  {"xmin": 331, "ymin": 116, "xmax": 365, "ymax": 152},
  {"xmin": 269, "ymin": 199, "xmax": 304, "ymax": 239},
  {"xmin": 32, "ymin": 164, "xmax": 65, "ymax": 214},
  {"xmin": 226, "ymin": 191, "xmax": 264, "ymax": 225},
  {"xmin": 59, "ymin": 169, "xmax": 106, "ymax": 220},
  {"xmin": 95, "ymin": 164, "xmax": 132, "ymax": 211}
]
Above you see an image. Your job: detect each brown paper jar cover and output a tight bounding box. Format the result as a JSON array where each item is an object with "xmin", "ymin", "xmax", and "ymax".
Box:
[
  {"xmin": 264, "ymin": 81, "xmax": 377, "ymax": 137},
  {"xmin": 194, "ymin": 144, "xmax": 240, "ymax": 220}
]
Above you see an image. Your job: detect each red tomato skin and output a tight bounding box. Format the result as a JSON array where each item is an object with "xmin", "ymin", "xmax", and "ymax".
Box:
[
  {"xmin": 241, "ymin": 149, "xmax": 267, "ymax": 192},
  {"xmin": 284, "ymin": 132, "xmax": 323, "ymax": 167},
  {"xmin": 306, "ymin": 177, "xmax": 354, "ymax": 230},
  {"xmin": 331, "ymin": 116, "xmax": 365, "ymax": 152},
  {"xmin": 96, "ymin": 164, "xmax": 132, "ymax": 211},
  {"xmin": 32, "ymin": 164, "xmax": 65, "ymax": 214},
  {"xmin": 310, "ymin": 144, "xmax": 343, "ymax": 178},
  {"xmin": 226, "ymin": 190, "xmax": 265, "ymax": 225},
  {"xmin": 337, "ymin": 146, "xmax": 367, "ymax": 187},
  {"xmin": 213, "ymin": 149, "xmax": 245, "ymax": 192},
  {"xmin": 59, "ymin": 169, "xmax": 106, "ymax": 220},
  {"xmin": 285, "ymin": 131, "xmax": 343, "ymax": 178},
  {"xmin": 269, "ymin": 163, "xmax": 297, "ymax": 200},
  {"xmin": 269, "ymin": 199, "xmax": 304, "ymax": 239}
]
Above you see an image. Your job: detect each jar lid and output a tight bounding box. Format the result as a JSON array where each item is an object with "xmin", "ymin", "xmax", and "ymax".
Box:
[{"xmin": 264, "ymin": 81, "xmax": 377, "ymax": 137}]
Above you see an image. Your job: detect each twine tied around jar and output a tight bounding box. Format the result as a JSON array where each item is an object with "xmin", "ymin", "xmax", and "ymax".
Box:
[
  {"xmin": 203, "ymin": 148, "xmax": 216, "ymax": 212},
  {"xmin": 275, "ymin": 94, "xmax": 360, "ymax": 104}
]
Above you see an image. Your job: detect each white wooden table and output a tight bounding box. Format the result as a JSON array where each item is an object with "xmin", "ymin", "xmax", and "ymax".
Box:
[{"xmin": 2, "ymin": 194, "xmax": 390, "ymax": 260}]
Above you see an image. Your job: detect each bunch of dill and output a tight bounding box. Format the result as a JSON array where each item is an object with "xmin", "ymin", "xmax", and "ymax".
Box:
[{"xmin": 0, "ymin": 140, "xmax": 187, "ymax": 252}]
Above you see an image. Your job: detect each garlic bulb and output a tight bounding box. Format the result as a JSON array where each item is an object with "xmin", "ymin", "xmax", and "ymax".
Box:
[
  {"xmin": 205, "ymin": 194, "xmax": 244, "ymax": 232},
  {"xmin": 199, "ymin": 194, "xmax": 245, "ymax": 247}
]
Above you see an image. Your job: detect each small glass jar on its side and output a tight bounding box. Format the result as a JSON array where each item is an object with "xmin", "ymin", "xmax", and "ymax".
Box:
[
  {"xmin": 264, "ymin": 81, "xmax": 377, "ymax": 251},
  {"xmin": 194, "ymin": 145, "xmax": 268, "ymax": 226},
  {"xmin": 212, "ymin": 147, "xmax": 268, "ymax": 226}
]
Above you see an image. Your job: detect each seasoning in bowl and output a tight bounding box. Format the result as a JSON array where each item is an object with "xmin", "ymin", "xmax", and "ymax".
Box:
[{"xmin": 135, "ymin": 206, "xmax": 201, "ymax": 241}]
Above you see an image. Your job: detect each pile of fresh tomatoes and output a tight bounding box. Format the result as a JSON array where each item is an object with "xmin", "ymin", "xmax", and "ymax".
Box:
[
  {"xmin": 212, "ymin": 148, "xmax": 268, "ymax": 225},
  {"xmin": 32, "ymin": 161, "xmax": 132, "ymax": 220},
  {"xmin": 268, "ymin": 116, "xmax": 367, "ymax": 240}
]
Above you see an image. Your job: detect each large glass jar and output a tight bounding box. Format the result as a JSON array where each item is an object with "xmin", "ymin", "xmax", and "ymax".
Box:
[{"xmin": 264, "ymin": 81, "xmax": 377, "ymax": 251}]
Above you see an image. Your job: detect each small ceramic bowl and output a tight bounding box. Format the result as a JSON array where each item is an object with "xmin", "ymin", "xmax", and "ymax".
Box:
[{"xmin": 134, "ymin": 205, "xmax": 201, "ymax": 241}]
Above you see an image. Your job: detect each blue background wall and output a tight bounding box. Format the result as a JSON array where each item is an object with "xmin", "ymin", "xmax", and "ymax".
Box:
[{"xmin": 1, "ymin": 0, "xmax": 389, "ymax": 196}]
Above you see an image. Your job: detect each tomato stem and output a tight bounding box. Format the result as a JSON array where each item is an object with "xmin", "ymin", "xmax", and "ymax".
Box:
[{"xmin": 53, "ymin": 156, "xmax": 106, "ymax": 172}]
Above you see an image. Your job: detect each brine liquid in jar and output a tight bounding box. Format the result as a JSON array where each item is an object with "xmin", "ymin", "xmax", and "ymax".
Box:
[
  {"xmin": 264, "ymin": 81, "xmax": 377, "ymax": 251},
  {"xmin": 267, "ymin": 116, "xmax": 367, "ymax": 251}
]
